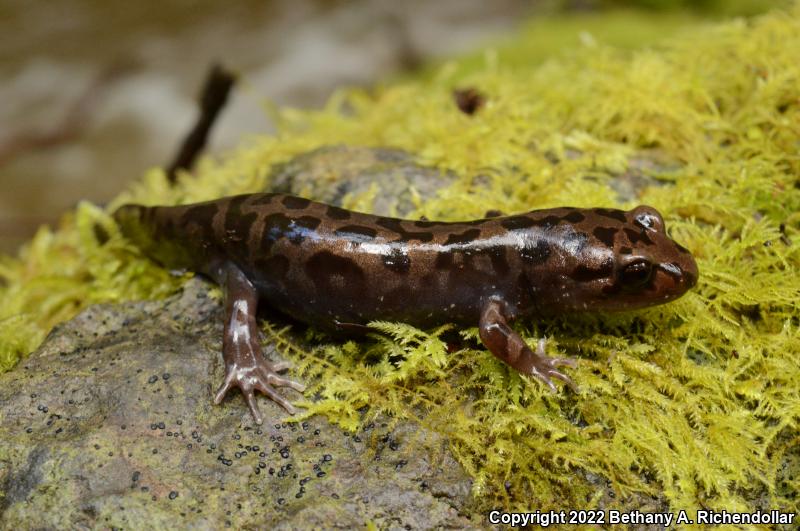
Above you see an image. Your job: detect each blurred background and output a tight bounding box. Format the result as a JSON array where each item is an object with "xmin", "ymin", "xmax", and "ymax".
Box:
[{"xmin": 0, "ymin": 0, "xmax": 782, "ymax": 254}]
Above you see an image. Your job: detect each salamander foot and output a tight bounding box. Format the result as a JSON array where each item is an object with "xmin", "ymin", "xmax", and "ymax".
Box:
[
  {"xmin": 215, "ymin": 264, "xmax": 305, "ymax": 424},
  {"xmin": 214, "ymin": 358, "xmax": 305, "ymax": 424},
  {"xmin": 479, "ymin": 298, "xmax": 579, "ymax": 393},
  {"xmin": 526, "ymin": 338, "xmax": 578, "ymax": 393}
]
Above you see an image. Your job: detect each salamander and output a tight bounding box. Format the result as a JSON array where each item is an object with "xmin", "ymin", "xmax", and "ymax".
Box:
[{"xmin": 114, "ymin": 193, "xmax": 698, "ymax": 423}]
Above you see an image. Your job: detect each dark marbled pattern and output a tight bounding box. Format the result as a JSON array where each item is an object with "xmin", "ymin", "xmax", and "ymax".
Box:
[{"xmin": 114, "ymin": 193, "xmax": 698, "ymax": 421}]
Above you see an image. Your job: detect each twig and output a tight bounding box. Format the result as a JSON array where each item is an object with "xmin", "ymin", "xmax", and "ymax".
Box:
[{"xmin": 166, "ymin": 64, "xmax": 237, "ymax": 183}]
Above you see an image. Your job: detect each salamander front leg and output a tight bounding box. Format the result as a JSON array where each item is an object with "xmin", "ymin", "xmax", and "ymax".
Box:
[
  {"xmin": 479, "ymin": 298, "xmax": 578, "ymax": 393},
  {"xmin": 213, "ymin": 264, "xmax": 305, "ymax": 424}
]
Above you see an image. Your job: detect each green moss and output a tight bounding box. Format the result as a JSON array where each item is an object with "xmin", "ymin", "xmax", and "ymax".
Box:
[
  {"xmin": 3, "ymin": 4, "xmax": 800, "ymax": 517},
  {"xmin": 0, "ymin": 202, "xmax": 181, "ymax": 371},
  {"xmin": 416, "ymin": 10, "xmax": 706, "ymax": 83},
  {"xmin": 590, "ymin": 0, "xmax": 787, "ymax": 16}
]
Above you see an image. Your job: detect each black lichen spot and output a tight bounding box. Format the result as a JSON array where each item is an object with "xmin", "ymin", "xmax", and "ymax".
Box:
[
  {"xmin": 334, "ymin": 225, "xmax": 378, "ymax": 239},
  {"xmin": 375, "ymin": 217, "xmax": 434, "ymax": 242},
  {"xmin": 593, "ymin": 208, "xmax": 628, "ymax": 223},
  {"xmin": 520, "ymin": 239, "xmax": 551, "ymax": 265},
  {"xmin": 305, "ymin": 251, "xmax": 365, "ymax": 291},
  {"xmin": 382, "ymin": 247, "xmax": 410, "ymax": 273},
  {"xmin": 593, "ymin": 226, "xmax": 618, "ymax": 248},
  {"xmin": 325, "ymin": 205, "xmax": 351, "ymax": 220},
  {"xmin": 501, "ymin": 216, "xmax": 537, "ymax": 230},
  {"xmin": 624, "ymin": 228, "xmax": 653, "ymax": 246},
  {"xmin": 281, "ymin": 196, "xmax": 311, "ymax": 210},
  {"xmin": 563, "ymin": 211, "xmax": 586, "ymax": 224},
  {"xmin": 453, "ymin": 87, "xmax": 485, "ymax": 115},
  {"xmin": 444, "ymin": 228, "xmax": 481, "ymax": 246}
]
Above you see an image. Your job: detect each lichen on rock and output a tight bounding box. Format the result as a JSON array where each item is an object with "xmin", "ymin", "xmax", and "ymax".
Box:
[{"xmin": 0, "ymin": 279, "xmax": 474, "ymax": 528}]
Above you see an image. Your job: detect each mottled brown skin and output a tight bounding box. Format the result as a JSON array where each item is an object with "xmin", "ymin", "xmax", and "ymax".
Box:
[{"xmin": 114, "ymin": 193, "xmax": 698, "ymax": 423}]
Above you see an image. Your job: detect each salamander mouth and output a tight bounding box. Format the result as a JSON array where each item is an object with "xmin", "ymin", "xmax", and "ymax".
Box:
[{"xmin": 588, "ymin": 258, "xmax": 697, "ymax": 311}]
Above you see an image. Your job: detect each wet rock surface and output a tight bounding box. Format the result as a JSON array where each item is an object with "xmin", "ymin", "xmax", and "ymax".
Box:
[{"xmin": 0, "ymin": 278, "xmax": 476, "ymax": 529}]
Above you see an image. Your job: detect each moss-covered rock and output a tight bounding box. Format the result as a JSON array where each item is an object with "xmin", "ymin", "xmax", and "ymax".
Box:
[
  {"xmin": 269, "ymin": 145, "xmax": 456, "ymax": 217},
  {"xmin": 0, "ymin": 278, "xmax": 475, "ymax": 529}
]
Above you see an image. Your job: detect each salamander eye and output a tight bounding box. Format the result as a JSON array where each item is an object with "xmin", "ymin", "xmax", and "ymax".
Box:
[{"xmin": 620, "ymin": 259, "xmax": 653, "ymax": 287}]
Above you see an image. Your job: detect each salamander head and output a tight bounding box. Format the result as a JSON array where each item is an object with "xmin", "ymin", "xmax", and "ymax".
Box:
[
  {"xmin": 526, "ymin": 205, "xmax": 698, "ymax": 312},
  {"xmin": 606, "ymin": 205, "xmax": 697, "ymax": 310}
]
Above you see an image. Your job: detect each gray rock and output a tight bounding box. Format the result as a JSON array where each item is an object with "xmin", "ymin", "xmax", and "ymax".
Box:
[
  {"xmin": 268, "ymin": 145, "xmax": 456, "ymax": 217},
  {"xmin": 0, "ymin": 278, "xmax": 476, "ymax": 529},
  {"xmin": 608, "ymin": 151, "xmax": 678, "ymax": 203}
]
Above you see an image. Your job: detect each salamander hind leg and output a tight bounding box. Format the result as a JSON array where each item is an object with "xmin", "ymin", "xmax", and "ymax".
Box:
[
  {"xmin": 478, "ymin": 298, "xmax": 578, "ymax": 393},
  {"xmin": 213, "ymin": 263, "xmax": 306, "ymax": 424}
]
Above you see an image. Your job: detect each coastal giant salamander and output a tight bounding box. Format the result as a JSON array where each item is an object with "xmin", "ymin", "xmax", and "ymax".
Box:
[{"xmin": 114, "ymin": 193, "xmax": 698, "ymax": 423}]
